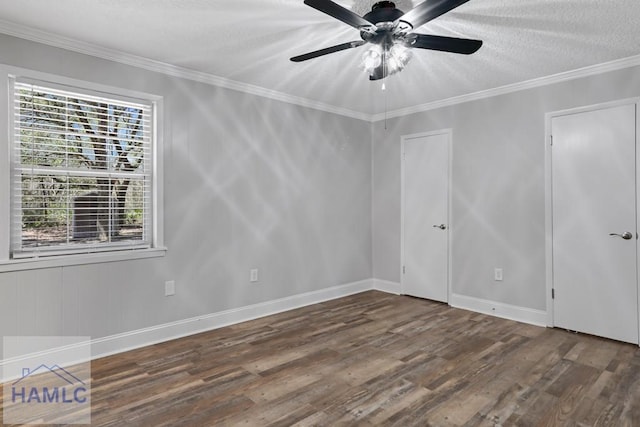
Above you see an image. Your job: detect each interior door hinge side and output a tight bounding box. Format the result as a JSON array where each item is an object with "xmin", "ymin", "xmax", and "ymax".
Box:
[
  {"xmin": 552, "ymin": 288, "xmax": 555, "ymax": 299},
  {"xmin": 550, "ymin": 135, "xmax": 553, "ymax": 146}
]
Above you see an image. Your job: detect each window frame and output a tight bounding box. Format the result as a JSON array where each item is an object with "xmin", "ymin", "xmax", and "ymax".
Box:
[{"xmin": 0, "ymin": 66, "xmax": 166, "ymax": 272}]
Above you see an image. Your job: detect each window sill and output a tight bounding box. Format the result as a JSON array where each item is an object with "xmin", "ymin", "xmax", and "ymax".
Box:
[{"xmin": 0, "ymin": 247, "xmax": 167, "ymax": 273}]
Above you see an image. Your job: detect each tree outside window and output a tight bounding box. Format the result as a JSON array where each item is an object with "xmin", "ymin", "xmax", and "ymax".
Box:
[{"xmin": 13, "ymin": 82, "xmax": 152, "ymax": 256}]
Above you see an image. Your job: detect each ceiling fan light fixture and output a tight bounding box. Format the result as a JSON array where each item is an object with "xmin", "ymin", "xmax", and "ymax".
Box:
[
  {"xmin": 362, "ymin": 45, "xmax": 383, "ymax": 72},
  {"xmin": 362, "ymin": 41, "xmax": 412, "ymax": 77},
  {"xmin": 390, "ymin": 42, "xmax": 412, "ymax": 65}
]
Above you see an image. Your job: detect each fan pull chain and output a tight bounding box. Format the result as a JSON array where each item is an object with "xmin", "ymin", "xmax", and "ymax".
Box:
[{"xmin": 383, "ymin": 50, "xmax": 388, "ymax": 130}]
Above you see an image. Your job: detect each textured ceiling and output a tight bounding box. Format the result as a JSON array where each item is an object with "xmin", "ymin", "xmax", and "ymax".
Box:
[{"xmin": 0, "ymin": 0, "xmax": 639, "ymax": 117}]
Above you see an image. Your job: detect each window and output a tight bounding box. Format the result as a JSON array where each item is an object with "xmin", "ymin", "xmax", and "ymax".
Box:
[{"xmin": 10, "ymin": 79, "xmax": 156, "ymax": 259}]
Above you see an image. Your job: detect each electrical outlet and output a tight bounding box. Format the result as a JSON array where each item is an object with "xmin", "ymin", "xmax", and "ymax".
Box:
[
  {"xmin": 494, "ymin": 268, "xmax": 503, "ymax": 281},
  {"xmin": 165, "ymin": 280, "xmax": 175, "ymax": 296},
  {"xmin": 250, "ymin": 269, "xmax": 259, "ymax": 283}
]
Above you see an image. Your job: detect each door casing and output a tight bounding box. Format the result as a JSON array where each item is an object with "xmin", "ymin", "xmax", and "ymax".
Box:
[
  {"xmin": 400, "ymin": 129, "xmax": 453, "ymax": 302},
  {"xmin": 545, "ymin": 98, "xmax": 640, "ymax": 342}
]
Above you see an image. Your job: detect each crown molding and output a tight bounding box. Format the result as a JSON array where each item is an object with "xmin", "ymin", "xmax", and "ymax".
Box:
[
  {"xmin": 0, "ymin": 19, "xmax": 373, "ymax": 122},
  {"xmin": 2, "ymin": 19, "xmax": 639, "ymax": 124},
  {"xmin": 372, "ymin": 54, "xmax": 640, "ymax": 122}
]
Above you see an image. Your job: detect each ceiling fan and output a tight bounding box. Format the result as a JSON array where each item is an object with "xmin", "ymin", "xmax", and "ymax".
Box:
[{"xmin": 291, "ymin": 0, "xmax": 482, "ymax": 80}]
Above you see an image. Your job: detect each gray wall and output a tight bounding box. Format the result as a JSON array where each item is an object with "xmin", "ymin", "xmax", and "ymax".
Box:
[
  {"xmin": 2, "ymin": 31, "xmax": 640, "ymax": 349},
  {"xmin": 373, "ymin": 65, "xmax": 640, "ymax": 311},
  {"xmin": 0, "ymin": 35, "xmax": 373, "ymax": 342}
]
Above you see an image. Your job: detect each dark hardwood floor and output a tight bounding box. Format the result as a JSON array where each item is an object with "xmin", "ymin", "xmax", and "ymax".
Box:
[{"xmin": 3, "ymin": 290, "xmax": 640, "ymax": 426}]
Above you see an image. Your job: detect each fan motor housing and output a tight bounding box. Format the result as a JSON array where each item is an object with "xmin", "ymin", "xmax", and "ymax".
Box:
[
  {"xmin": 363, "ymin": 1, "xmax": 404, "ymax": 24},
  {"xmin": 361, "ymin": 1, "xmax": 406, "ymax": 44}
]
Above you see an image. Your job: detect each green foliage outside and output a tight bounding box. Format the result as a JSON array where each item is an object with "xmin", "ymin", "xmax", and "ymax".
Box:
[{"xmin": 17, "ymin": 87, "xmax": 148, "ymax": 246}]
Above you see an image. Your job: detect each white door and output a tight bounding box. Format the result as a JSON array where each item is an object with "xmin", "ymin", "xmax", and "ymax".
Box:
[
  {"xmin": 402, "ymin": 131, "xmax": 450, "ymax": 302},
  {"xmin": 551, "ymin": 103, "xmax": 638, "ymax": 344}
]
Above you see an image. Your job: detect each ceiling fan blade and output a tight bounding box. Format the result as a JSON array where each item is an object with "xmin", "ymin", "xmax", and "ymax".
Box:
[
  {"xmin": 410, "ymin": 34, "xmax": 482, "ymax": 54},
  {"xmin": 304, "ymin": 0, "xmax": 376, "ymax": 31},
  {"xmin": 290, "ymin": 40, "xmax": 366, "ymax": 62},
  {"xmin": 398, "ymin": 0, "xmax": 471, "ymax": 30}
]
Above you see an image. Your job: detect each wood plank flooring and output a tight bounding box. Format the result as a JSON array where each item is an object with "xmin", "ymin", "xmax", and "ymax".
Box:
[{"xmin": 3, "ymin": 290, "xmax": 640, "ymax": 426}]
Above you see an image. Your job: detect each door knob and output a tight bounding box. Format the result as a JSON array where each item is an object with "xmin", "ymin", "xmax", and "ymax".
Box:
[
  {"xmin": 433, "ymin": 224, "xmax": 447, "ymax": 230},
  {"xmin": 609, "ymin": 231, "xmax": 633, "ymax": 240}
]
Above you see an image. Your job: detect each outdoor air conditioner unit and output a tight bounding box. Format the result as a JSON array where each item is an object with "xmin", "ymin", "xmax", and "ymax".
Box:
[{"xmin": 72, "ymin": 192, "xmax": 117, "ymax": 239}]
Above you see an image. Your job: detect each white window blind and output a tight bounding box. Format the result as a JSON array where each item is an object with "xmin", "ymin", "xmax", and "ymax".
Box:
[{"xmin": 11, "ymin": 80, "xmax": 154, "ymax": 258}]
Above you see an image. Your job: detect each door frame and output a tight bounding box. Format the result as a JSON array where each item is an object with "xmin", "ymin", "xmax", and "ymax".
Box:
[
  {"xmin": 400, "ymin": 129, "xmax": 453, "ymax": 301},
  {"xmin": 544, "ymin": 98, "xmax": 640, "ymax": 331}
]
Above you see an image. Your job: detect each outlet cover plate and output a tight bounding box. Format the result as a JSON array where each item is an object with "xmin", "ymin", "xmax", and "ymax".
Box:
[{"xmin": 165, "ymin": 280, "xmax": 176, "ymax": 296}]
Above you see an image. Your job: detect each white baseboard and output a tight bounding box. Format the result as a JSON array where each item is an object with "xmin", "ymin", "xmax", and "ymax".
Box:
[
  {"xmin": 88, "ymin": 286, "xmax": 545, "ymax": 363},
  {"xmin": 449, "ymin": 293, "xmax": 547, "ymax": 327},
  {"xmin": 90, "ymin": 279, "xmax": 374, "ymax": 361},
  {"xmin": 373, "ymin": 279, "xmax": 402, "ymax": 295},
  {"xmin": 1, "ymin": 281, "xmax": 551, "ymax": 382},
  {"xmin": 1, "ymin": 279, "xmax": 374, "ymax": 382},
  {"xmin": 373, "ymin": 284, "xmax": 546, "ymax": 327}
]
